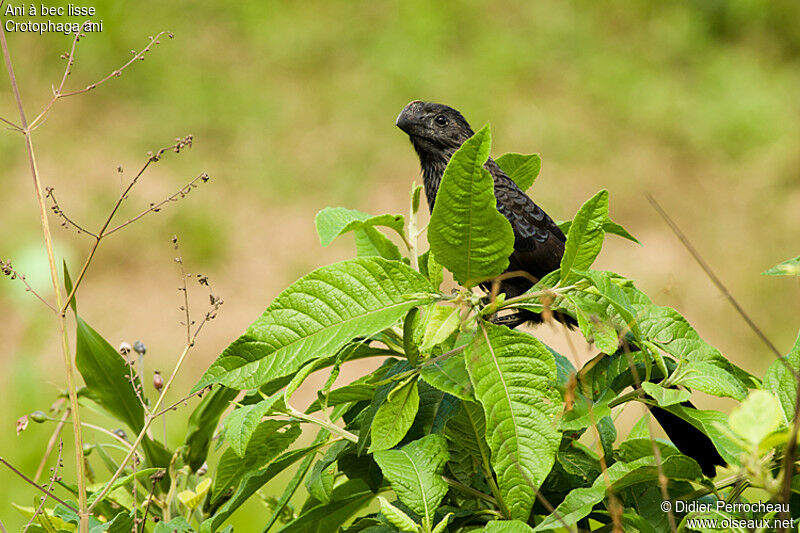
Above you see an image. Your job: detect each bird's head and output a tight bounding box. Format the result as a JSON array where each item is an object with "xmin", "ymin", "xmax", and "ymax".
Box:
[{"xmin": 396, "ymin": 101, "xmax": 474, "ymax": 159}]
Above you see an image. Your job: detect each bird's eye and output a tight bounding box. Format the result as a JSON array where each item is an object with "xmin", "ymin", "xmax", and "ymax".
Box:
[{"xmin": 434, "ymin": 114, "xmax": 448, "ymax": 127}]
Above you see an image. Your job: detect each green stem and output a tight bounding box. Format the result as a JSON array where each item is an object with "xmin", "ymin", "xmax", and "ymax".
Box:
[{"xmin": 287, "ymin": 407, "xmax": 358, "ymax": 443}]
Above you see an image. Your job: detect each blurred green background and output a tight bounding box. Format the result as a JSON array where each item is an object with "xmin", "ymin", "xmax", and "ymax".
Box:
[{"xmin": 1, "ymin": 0, "xmax": 799, "ymax": 530}]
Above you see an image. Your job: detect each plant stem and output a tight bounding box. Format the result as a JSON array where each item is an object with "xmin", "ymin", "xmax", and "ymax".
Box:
[
  {"xmin": 287, "ymin": 407, "xmax": 358, "ymax": 443},
  {"xmin": 0, "ymin": 23, "xmax": 88, "ymax": 532}
]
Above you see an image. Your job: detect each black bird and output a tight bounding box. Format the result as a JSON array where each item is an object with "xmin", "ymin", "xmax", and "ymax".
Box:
[
  {"xmin": 396, "ymin": 100, "xmax": 566, "ymax": 327},
  {"xmin": 395, "ymin": 100, "xmax": 726, "ymax": 477}
]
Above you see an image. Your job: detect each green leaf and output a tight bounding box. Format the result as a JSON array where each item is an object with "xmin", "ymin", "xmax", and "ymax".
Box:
[
  {"xmin": 369, "ymin": 377, "xmax": 420, "ymax": 452},
  {"xmin": 403, "ymin": 308, "xmax": 421, "ymax": 366},
  {"xmin": 567, "ymin": 293, "xmax": 618, "ymax": 354},
  {"xmin": 728, "ymin": 390, "xmax": 783, "ymax": 446},
  {"xmin": 224, "ymin": 392, "xmax": 285, "ymax": 457},
  {"xmin": 212, "ymin": 420, "xmax": 300, "ymax": 504},
  {"xmin": 427, "ymin": 124, "xmax": 515, "ymax": 287},
  {"xmin": 557, "ymin": 218, "xmax": 639, "ymax": 245},
  {"xmin": 763, "ymin": 330, "xmax": 800, "ymax": 423},
  {"xmin": 353, "ymin": 226, "xmax": 402, "ymax": 260},
  {"xmin": 762, "ymin": 255, "xmax": 800, "ymax": 276},
  {"xmin": 196, "ymin": 258, "xmax": 434, "ymax": 390},
  {"xmin": 154, "ymin": 517, "xmax": 193, "ymax": 533},
  {"xmin": 306, "ymin": 383, "xmax": 376, "ymax": 414},
  {"xmin": 444, "ymin": 401, "xmax": 491, "ymax": 469},
  {"xmin": 182, "ymin": 385, "xmax": 239, "ymax": 471},
  {"xmin": 201, "ymin": 443, "xmax": 326, "ymax": 533},
  {"xmin": 378, "ymin": 497, "xmax": 420, "ymax": 532},
  {"xmin": 316, "ymin": 207, "xmax": 405, "ymax": 246},
  {"xmin": 418, "ymin": 305, "xmax": 461, "ymax": 352},
  {"xmin": 374, "ymin": 434, "xmax": 450, "ymax": 526},
  {"xmin": 75, "ymin": 316, "xmax": 144, "ymax": 433},
  {"xmin": 641, "ymin": 382, "xmax": 691, "ymax": 407},
  {"xmin": 495, "ymin": 152, "xmax": 541, "ymax": 191},
  {"xmin": 484, "ymin": 520, "xmax": 535, "ymax": 533},
  {"xmin": 420, "ymin": 356, "xmax": 475, "ymax": 401},
  {"xmin": 560, "ymin": 190, "xmax": 609, "ymax": 283},
  {"xmin": 465, "ymin": 323, "xmax": 562, "ymax": 520},
  {"xmin": 658, "ymin": 404, "xmax": 744, "ymax": 465}
]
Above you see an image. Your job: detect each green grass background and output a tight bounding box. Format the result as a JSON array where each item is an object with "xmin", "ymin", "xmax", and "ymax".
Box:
[{"xmin": 1, "ymin": 0, "xmax": 800, "ymax": 530}]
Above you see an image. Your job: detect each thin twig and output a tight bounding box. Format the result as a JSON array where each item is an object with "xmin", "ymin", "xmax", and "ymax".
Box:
[
  {"xmin": 0, "ymin": 456, "xmax": 78, "ymax": 513},
  {"xmin": 34, "ymin": 409, "xmax": 70, "ymax": 483},
  {"xmin": 646, "ymin": 193, "xmax": 782, "ymax": 359},
  {"xmin": 29, "ymin": 32, "xmax": 172, "ymax": 130},
  {"xmin": 45, "ymin": 188, "xmax": 97, "ymax": 237},
  {"xmin": 23, "ymin": 441, "xmax": 64, "ymax": 533},
  {"xmin": 0, "ymin": 115, "xmax": 21, "ymax": 131},
  {"xmin": 103, "ymin": 172, "xmax": 209, "ymax": 236},
  {"xmin": 153, "ymin": 385, "xmax": 212, "ymax": 418},
  {"xmin": 1, "ymin": 259, "xmax": 57, "ymax": 312},
  {"xmin": 139, "ymin": 472, "xmax": 163, "ymax": 533}
]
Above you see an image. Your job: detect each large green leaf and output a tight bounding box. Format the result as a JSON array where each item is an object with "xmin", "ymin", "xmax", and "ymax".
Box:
[
  {"xmin": 762, "ymin": 255, "xmax": 800, "ymax": 276},
  {"xmin": 369, "ymin": 377, "xmax": 420, "ymax": 452},
  {"xmin": 763, "ymin": 330, "xmax": 800, "ymax": 424},
  {"xmin": 427, "ymin": 124, "xmax": 515, "ymax": 287},
  {"xmin": 495, "ymin": 153, "xmax": 541, "ymax": 191},
  {"xmin": 560, "ymin": 190, "xmax": 609, "ymax": 283},
  {"xmin": 196, "ymin": 258, "xmax": 434, "ymax": 390},
  {"xmin": 75, "ymin": 317, "xmax": 144, "ymax": 433},
  {"xmin": 374, "ymin": 434, "xmax": 450, "ymax": 527},
  {"xmin": 465, "ymin": 323, "xmax": 561, "ymax": 520}
]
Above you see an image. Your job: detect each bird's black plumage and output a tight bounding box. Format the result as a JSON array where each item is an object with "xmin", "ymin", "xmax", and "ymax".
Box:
[{"xmin": 396, "ymin": 100, "xmax": 726, "ymax": 477}]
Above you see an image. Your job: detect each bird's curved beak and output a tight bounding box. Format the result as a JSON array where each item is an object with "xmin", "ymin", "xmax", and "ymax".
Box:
[{"xmin": 396, "ymin": 100, "xmax": 423, "ymax": 135}]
